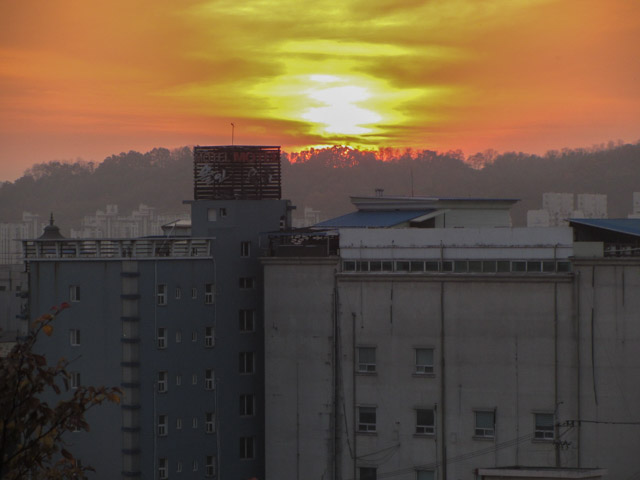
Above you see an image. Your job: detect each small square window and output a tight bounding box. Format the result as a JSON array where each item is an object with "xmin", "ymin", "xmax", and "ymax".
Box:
[
  {"xmin": 207, "ymin": 208, "xmax": 217, "ymax": 222},
  {"xmin": 157, "ymin": 328, "xmax": 167, "ymax": 349},
  {"xmin": 205, "ymin": 283, "xmax": 214, "ymax": 304},
  {"xmin": 69, "ymin": 329, "xmax": 80, "ymax": 346},
  {"xmin": 176, "ymin": 418, "xmax": 183, "ymax": 430},
  {"xmin": 357, "ymin": 406, "xmax": 376, "ymax": 433},
  {"xmin": 192, "ymin": 417, "xmax": 198, "ymax": 429},
  {"xmin": 205, "ymin": 326, "xmax": 214, "ymax": 347},
  {"xmin": 158, "ymin": 371, "xmax": 168, "ymax": 393},
  {"xmin": 175, "ymin": 287, "xmax": 182, "ymax": 299},
  {"xmin": 175, "ymin": 330, "xmax": 182, "ymax": 343},
  {"xmin": 239, "ymin": 277, "xmax": 255, "ymax": 289},
  {"xmin": 416, "ymin": 409, "xmax": 435, "ymax": 435},
  {"xmin": 239, "ymin": 310, "xmax": 255, "ymax": 332},
  {"xmin": 360, "ymin": 467, "xmax": 377, "ymax": 480},
  {"xmin": 357, "ymin": 347, "xmax": 376, "ymax": 373},
  {"xmin": 205, "ymin": 369, "xmax": 215, "ymax": 390},
  {"xmin": 240, "ymin": 394, "xmax": 255, "ymax": 416},
  {"xmin": 70, "ymin": 371, "xmax": 80, "ymax": 389},
  {"xmin": 239, "ymin": 352, "xmax": 254, "ymax": 374},
  {"xmin": 157, "ymin": 414, "xmax": 168, "ymax": 436},
  {"xmin": 240, "ymin": 241, "xmax": 251, "ymax": 257},
  {"xmin": 475, "ymin": 411, "xmax": 495, "ymax": 438},
  {"xmin": 193, "ymin": 459, "xmax": 199, "ymax": 472},
  {"xmin": 69, "ymin": 285, "xmax": 80, "ymax": 302},
  {"xmin": 534, "ymin": 413, "xmax": 555, "ymax": 440},
  {"xmin": 205, "ymin": 455, "xmax": 216, "ymax": 477},
  {"xmin": 158, "ymin": 458, "xmax": 168, "ymax": 479},
  {"xmin": 219, "ymin": 208, "xmax": 227, "ymax": 217},
  {"xmin": 239, "ymin": 436, "xmax": 254, "ymax": 459},
  {"xmin": 206, "ymin": 412, "xmax": 216, "ymax": 433},
  {"xmin": 192, "ymin": 287, "xmax": 197, "ymax": 299},
  {"xmin": 177, "ymin": 460, "xmax": 183, "ymax": 473},
  {"xmin": 415, "ymin": 348, "xmax": 434, "ymax": 375},
  {"xmin": 176, "ymin": 374, "xmax": 182, "ymax": 386},
  {"xmin": 192, "ymin": 373, "xmax": 198, "ymax": 385},
  {"xmin": 417, "ymin": 470, "xmax": 435, "ymax": 480},
  {"xmin": 157, "ymin": 284, "xmax": 167, "ymax": 305}
]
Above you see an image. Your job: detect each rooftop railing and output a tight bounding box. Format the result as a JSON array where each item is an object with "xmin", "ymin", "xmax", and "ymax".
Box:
[{"xmin": 22, "ymin": 238, "xmax": 213, "ymax": 260}]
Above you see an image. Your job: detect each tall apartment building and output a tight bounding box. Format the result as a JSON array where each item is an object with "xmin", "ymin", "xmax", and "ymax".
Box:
[
  {"xmin": 262, "ymin": 195, "xmax": 639, "ymax": 480},
  {"xmin": 24, "ymin": 146, "xmax": 291, "ymax": 479}
]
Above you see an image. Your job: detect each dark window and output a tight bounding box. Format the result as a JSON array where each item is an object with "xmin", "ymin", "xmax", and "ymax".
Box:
[{"xmin": 357, "ymin": 407, "xmax": 376, "ymax": 432}]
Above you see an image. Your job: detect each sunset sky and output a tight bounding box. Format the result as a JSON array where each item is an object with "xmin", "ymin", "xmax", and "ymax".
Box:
[{"xmin": 1, "ymin": 0, "xmax": 639, "ymax": 181}]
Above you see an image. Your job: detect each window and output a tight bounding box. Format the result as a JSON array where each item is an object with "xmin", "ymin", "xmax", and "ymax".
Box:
[
  {"xmin": 205, "ymin": 283, "xmax": 214, "ymax": 304},
  {"xmin": 176, "ymin": 330, "xmax": 182, "ymax": 343},
  {"xmin": 206, "ymin": 412, "xmax": 216, "ymax": 433},
  {"xmin": 191, "ymin": 287, "xmax": 197, "ymax": 299},
  {"xmin": 157, "ymin": 328, "xmax": 167, "ymax": 349},
  {"xmin": 192, "ymin": 373, "xmax": 198, "ymax": 385},
  {"xmin": 239, "ymin": 352, "xmax": 254, "ymax": 374},
  {"xmin": 219, "ymin": 207, "xmax": 227, "ymax": 217},
  {"xmin": 192, "ymin": 417, "xmax": 198, "ymax": 429},
  {"xmin": 239, "ymin": 436, "xmax": 254, "ymax": 459},
  {"xmin": 416, "ymin": 409, "xmax": 435, "ymax": 435},
  {"xmin": 176, "ymin": 374, "xmax": 182, "ymax": 386},
  {"xmin": 69, "ymin": 329, "xmax": 80, "ymax": 346},
  {"xmin": 240, "ymin": 394, "xmax": 255, "ymax": 416},
  {"xmin": 239, "ymin": 310, "xmax": 255, "ymax": 332},
  {"xmin": 206, "ymin": 455, "xmax": 216, "ymax": 477},
  {"xmin": 157, "ymin": 284, "xmax": 167, "ymax": 305},
  {"xmin": 357, "ymin": 406, "xmax": 376, "ymax": 432},
  {"xmin": 205, "ymin": 327, "xmax": 214, "ymax": 347},
  {"xmin": 416, "ymin": 470, "xmax": 435, "ymax": 480},
  {"xmin": 158, "ymin": 371, "xmax": 168, "ymax": 393},
  {"xmin": 207, "ymin": 208, "xmax": 217, "ymax": 222},
  {"xmin": 177, "ymin": 461, "xmax": 183, "ymax": 473},
  {"xmin": 360, "ymin": 467, "xmax": 377, "ymax": 480},
  {"xmin": 534, "ymin": 413, "xmax": 555, "ymax": 440},
  {"xmin": 175, "ymin": 287, "xmax": 182, "ymax": 299},
  {"xmin": 157, "ymin": 414, "xmax": 168, "ymax": 436},
  {"xmin": 193, "ymin": 460, "xmax": 198, "ymax": 472},
  {"xmin": 475, "ymin": 411, "xmax": 495, "ymax": 438},
  {"xmin": 158, "ymin": 458, "xmax": 168, "ymax": 479},
  {"xmin": 70, "ymin": 372, "xmax": 80, "ymax": 389},
  {"xmin": 205, "ymin": 369, "xmax": 215, "ymax": 390},
  {"xmin": 176, "ymin": 418, "xmax": 183, "ymax": 430},
  {"xmin": 240, "ymin": 241, "xmax": 251, "ymax": 257},
  {"xmin": 239, "ymin": 277, "xmax": 255, "ymax": 289},
  {"xmin": 192, "ymin": 331, "xmax": 198, "ymax": 342},
  {"xmin": 69, "ymin": 285, "xmax": 80, "ymax": 302},
  {"xmin": 415, "ymin": 348, "xmax": 434, "ymax": 375},
  {"xmin": 357, "ymin": 347, "xmax": 376, "ymax": 373}
]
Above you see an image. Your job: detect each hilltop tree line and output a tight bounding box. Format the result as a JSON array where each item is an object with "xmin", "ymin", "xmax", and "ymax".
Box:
[{"xmin": 1, "ymin": 142, "xmax": 639, "ymax": 231}]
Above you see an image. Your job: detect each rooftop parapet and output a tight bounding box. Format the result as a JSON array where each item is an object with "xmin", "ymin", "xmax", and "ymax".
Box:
[{"xmin": 22, "ymin": 238, "xmax": 213, "ymax": 261}]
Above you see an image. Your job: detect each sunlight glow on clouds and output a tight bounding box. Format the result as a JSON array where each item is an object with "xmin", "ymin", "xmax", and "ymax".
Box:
[{"xmin": 0, "ymin": 0, "xmax": 639, "ymax": 180}]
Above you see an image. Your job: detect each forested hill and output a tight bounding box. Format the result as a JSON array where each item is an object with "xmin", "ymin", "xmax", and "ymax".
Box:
[{"xmin": 1, "ymin": 142, "xmax": 639, "ymax": 230}]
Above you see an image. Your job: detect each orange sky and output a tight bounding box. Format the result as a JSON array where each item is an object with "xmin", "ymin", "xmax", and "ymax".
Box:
[{"xmin": 1, "ymin": 0, "xmax": 639, "ymax": 181}]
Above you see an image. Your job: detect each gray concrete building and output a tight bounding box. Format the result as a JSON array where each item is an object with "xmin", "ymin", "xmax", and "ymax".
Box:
[
  {"xmin": 262, "ymin": 196, "xmax": 639, "ymax": 480},
  {"xmin": 23, "ymin": 146, "xmax": 291, "ymax": 479}
]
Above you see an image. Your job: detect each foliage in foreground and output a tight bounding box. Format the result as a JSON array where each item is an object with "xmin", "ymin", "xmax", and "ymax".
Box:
[{"xmin": 0, "ymin": 303, "xmax": 121, "ymax": 479}]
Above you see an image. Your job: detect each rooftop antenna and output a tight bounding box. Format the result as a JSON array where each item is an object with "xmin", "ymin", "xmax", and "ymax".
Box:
[{"xmin": 231, "ymin": 122, "xmax": 235, "ymax": 145}]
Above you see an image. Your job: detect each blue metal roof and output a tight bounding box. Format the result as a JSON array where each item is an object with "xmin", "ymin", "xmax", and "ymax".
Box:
[
  {"xmin": 314, "ymin": 210, "xmax": 435, "ymax": 228},
  {"xmin": 569, "ymin": 218, "xmax": 640, "ymax": 237}
]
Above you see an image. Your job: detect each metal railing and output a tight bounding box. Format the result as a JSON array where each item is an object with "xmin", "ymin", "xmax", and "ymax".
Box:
[{"xmin": 22, "ymin": 238, "xmax": 213, "ymax": 260}]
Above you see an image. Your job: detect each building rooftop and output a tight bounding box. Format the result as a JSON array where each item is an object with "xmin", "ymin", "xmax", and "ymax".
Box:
[
  {"xmin": 569, "ymin": 218, "xmax": 640, "ymax": 237},
  {"xmin": 314, "ymin": 209, "xmax": 435, "ymax": 228}
]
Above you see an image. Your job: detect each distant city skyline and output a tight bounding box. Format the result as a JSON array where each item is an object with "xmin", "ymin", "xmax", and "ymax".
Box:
[{"xmin": 1, "ymin": 0, "xmax": 639, "ymax": 181}]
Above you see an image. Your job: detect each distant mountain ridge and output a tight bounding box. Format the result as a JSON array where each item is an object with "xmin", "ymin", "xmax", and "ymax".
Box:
[{"xmin": 1, "ymin": 142, "xmax": 639, "ymax": 231}]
